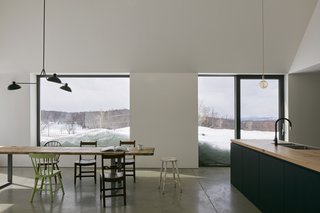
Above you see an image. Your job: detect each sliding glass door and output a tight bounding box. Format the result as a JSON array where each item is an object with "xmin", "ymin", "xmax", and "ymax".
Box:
[
  {"xmin": 198, "ymin": 75, "xmax": 284, "ymax": 166},
  {"xmin": 198, "ymin": 76, "xmax": 234, "ymax": 166}
]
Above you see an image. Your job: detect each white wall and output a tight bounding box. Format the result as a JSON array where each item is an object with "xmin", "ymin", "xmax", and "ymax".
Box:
[
  {"xmin": 0, "ymin": 73, "xmax": 198, "ymax": 168},
  {"xmin": 131, "ymin": 73, "xmax": 198, "ymax": 168},
  {"xmin": 0, "ymin": 73, "xmax": 35, "ymax": 166},
  {"xmin": 288, "ymin": 72, "xmax": 320, "ymax": 147},
  {"xmin": 0, "ymin": 0, "xmax": 317, "ymax": 76},
  {"xmin": 290, "ymin": 1, "xmax": 320, "ymax": 73}
]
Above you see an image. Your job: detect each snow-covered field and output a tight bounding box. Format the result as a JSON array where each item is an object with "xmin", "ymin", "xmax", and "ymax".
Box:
[
  {"xmin": 198, "ymin": 126, "xmax": 273, "ymax": 166},
  {"xmin": 41, "ymin": 123, "xmax": 129, "ymax": 147},
  {"xmin": 199, "ymin": 126, "xmax": 274, "ymax": 150},
  {"xmin": 42, "ymin": 124, "xmax": 273, "ymax": 166}
]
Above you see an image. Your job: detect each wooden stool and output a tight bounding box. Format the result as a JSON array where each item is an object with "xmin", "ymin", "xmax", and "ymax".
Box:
[{"xmin": 159, "ymin": 157, "xmax": 182, "ymax": 194}]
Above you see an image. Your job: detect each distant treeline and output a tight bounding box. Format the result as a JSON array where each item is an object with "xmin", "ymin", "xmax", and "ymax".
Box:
[
  {"xmin": 199, "ymin": 116, "xmax": 274, "ymax": 131},
  {"xmin": 199, "ymin": 104, "xmax": 275, "ymax": 131},
  {"xmin": 41, "ymin": 109, "xmax": 129, "ymax": 130}
]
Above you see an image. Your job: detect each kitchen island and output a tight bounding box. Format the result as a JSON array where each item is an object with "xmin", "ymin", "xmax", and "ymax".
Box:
[{"xmin": 231, "ymin": 139, "xmax": 320, "ymax": 213}]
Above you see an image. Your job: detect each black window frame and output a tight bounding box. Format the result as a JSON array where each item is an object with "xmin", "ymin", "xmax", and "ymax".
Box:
[
  {"xmin": 198, "ymin": 74, "xmax": 285, "ymax": 140},
  {"xmin": 235, "ymin": 75, "xmax": 285, "ymax": 139},
  {"xmin": 36, "ymin": 74, "xmax": 130, "ymax": 146}
]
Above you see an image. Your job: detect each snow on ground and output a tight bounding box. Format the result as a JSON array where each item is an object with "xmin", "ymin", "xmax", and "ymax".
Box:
[
  {"xmin": 198, "ymin": 126, "xmax": 274, "ymax": 150},
  {"xmin": 42, "ymin": 124, "xmax": 274, "ymax": 165},
  {"xmin": 41, "ymin": 124, "xmax": 129, "ymax": 147},
  {"xmin": 42, "ymin": 123, "xmax": 273, "ymax": 151}
]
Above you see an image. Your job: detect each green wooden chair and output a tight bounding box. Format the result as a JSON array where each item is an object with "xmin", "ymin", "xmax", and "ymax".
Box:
[{"xmin": 29, "ymin": 153, "xmax": 65, "ymax": 202}]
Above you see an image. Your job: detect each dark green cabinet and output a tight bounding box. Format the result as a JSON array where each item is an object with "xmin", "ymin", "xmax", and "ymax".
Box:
[
  {"xmin": 231, "ymin": 142, "xmax": 320, "ymax": 213},
  {"xmin": 231, "ymin": 143, "xmax": 259, "ymax": 207},
  {"xmin": 231, "ymin": 143, "xmax": 243, "ymax": 191},
  {"xmin": 284, "ymin": 162, "xmax": 320, "ymax": 213},
  {"xmin": 242, "ymin": 146, "xmax": 259, "ymax": 207},
  {"xmin": 259, "ymin": 153, "xmax": 284, "ymax": 213}
]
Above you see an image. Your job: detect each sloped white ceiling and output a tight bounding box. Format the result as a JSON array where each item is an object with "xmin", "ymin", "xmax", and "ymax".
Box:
[
  {"xmin": 0, "ymin": 0, "xmax": 318, "ymax": 74},
  {"xmin": 290, "ymin": 0, "xmax": 320, "ymax": 73}
]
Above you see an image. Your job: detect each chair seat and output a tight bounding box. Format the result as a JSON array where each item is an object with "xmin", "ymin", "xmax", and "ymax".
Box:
[
  {"xmin": 75, "ymin": 159, "xmax": 96, "ymax": 165},
  {"xmin": 101, "ymin": 171, "xmax": 124, "ymax": 180},
  {"xmin": 38, "ymin": 169, "xmax": 61, "ymax": 177}
]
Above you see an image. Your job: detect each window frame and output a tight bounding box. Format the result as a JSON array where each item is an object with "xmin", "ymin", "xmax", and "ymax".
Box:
[
  {"xmin": 36, "ymin": 74, "xmax": 130, "ymax": 146},
  {"xmin": 235, "ymin": 75, "xmax": 285, "ymax": 139},
  {"xmin": 198, "ymin": 74, "xmax": 284, "ymax": 140}
]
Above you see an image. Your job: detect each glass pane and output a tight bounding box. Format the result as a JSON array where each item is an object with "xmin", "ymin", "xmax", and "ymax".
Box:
[
  {"xmin": 240, "ymin": 79, "xmax": 278, "ymax": 139},
  {"xmin": 198, "ymin": 76, "xmax": 234, "ymax": 166},
  {"xmin": 40, "ymin": 77, "xmax": 130, "ymax": 147}
]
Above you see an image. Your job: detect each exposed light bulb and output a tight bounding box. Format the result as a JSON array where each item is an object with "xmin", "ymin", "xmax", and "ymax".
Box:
[{"xmin": 259, "ymin": 78, "xmax": 268, "ymax": 89}]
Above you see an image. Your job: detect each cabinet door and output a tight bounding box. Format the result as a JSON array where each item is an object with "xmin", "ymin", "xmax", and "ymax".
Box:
[
  {"xmin": 259, "ymin": 153, "xmax": 284, "ymax": 213},
  {"xmin": 284, "ymin": 162, "xmax": 320, "ymax": 213},
  {"xmin": 242, "ymin": 147, "xmax": 260, "ymax": 207},
  {"xmin": 231, "ymin": 143, "xmax": 243, "ymax": 191}
]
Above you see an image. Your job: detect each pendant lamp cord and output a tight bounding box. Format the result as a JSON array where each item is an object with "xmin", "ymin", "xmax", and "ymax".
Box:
[
  {"xmin": 262, "ymin": 0, "xmax": 265, "ymax": 79},
  {"xmin": 41, "ymin": 0, "xmax": 46, "ymax": 76}
]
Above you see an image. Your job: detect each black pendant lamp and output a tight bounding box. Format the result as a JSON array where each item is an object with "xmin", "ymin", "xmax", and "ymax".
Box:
[
  {"xmin": 8, "ymin": 0, "xmax": 71, "ymax": 92},
  {"xmin": 60, "ymin": 83, "xmax": 72, "ymax": 92}
]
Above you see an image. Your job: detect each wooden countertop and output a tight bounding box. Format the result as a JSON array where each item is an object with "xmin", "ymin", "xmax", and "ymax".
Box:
[{"xmin": 231, "ymin": 139, "xmax": 320, "ymax": 173}]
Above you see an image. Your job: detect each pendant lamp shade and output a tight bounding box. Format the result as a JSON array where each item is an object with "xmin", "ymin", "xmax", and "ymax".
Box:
[
  {"xmin": 47, "ymin": 73, "xmax": 62, "ymax": 84},
  {"xmin": 259, "ymin": 79, "xmax": 268, "ymax": 89},
  {"xmin": 8, "ymin": 82, "xmax": 21, "ymax": 90},
  {"xmin": 60, "ymin": 83, "xmax": 72, "ymax": 92}
]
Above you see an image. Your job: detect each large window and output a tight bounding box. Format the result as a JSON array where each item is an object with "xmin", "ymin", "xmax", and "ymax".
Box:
[
  {"xmin": 198, "ymin": 75, "xmax": 284, "ymax": 166},
  {"xmin": 37, "ymin": 75, "xmax": 130, "ymax": 147},
  {"xmin": 240, "ymin": 79, "xmax": 280, "ymax": 139},
  {"xmin": 198, "ymin": 76, "xmax": 234, "ymax": 166}
]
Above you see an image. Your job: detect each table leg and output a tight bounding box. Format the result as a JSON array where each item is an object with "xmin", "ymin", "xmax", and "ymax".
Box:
[
  {"xmin": 0, "ymin": 154, "xmax": 13, "ymax": 189},
  {"xmin": 8, "ymin": 154, "xmax": 13, "ymax": 183}
]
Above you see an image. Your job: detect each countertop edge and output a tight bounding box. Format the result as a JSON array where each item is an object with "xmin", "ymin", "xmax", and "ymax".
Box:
[{"xmin": 231, "ymin": 139, "xmax": 320, "ymax": 173}]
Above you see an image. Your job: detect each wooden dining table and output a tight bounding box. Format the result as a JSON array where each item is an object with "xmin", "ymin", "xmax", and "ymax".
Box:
[{"xmin": 0, "ymin": 145, "xmax": 155, "ymax": 189}]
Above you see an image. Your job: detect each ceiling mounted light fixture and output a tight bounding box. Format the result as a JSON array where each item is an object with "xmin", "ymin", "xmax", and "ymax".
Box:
[
  {"xmin": 7, "ymin": 81, "xmax": 32, "ymax": 90},
  {"xmin": 259, "ymin": 0, "xmax": 268, "ymax": 89},
  {"xmin": 60, "ymin": 83, "xmax": 72, "ymax": 92},
  {"xmin": 8, "ymin": 0, "xmax": 71, "ymax": 92}
]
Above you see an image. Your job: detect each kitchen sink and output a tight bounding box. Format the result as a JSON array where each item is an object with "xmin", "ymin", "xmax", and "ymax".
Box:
[{"xmin": 278, "ymin": 143, "xmax": 320, "ymax": 150}]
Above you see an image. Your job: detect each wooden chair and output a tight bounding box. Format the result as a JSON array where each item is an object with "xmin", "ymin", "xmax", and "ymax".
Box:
[
  {"xmin": 29, "ymin": 153, "xmax": 65, "ymax": 202},
  {"xmin": 119, "ymin": 140, "xmax": 136, "ymax": 182},
  {"xmin": 43, "ymin": 141, "xmax": 62, "ymax": 170},
  {"xmin": 100, "ymin": 151, "xmax": 126, "ymax": 207},
  {"xmin": 74, "ymin": 141, "xmax": 97, "ymax": 184}
]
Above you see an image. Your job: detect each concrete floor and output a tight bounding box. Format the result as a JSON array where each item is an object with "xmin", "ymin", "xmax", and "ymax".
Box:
[{"xmin": 0, "ymin": 167, "xmax": 260, "ymax": 213}]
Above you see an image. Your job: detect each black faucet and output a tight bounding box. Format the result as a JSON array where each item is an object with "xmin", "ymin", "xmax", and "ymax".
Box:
[{"xmin": 274, "ymin": 118, "xmax": 292, "ymax": 145}]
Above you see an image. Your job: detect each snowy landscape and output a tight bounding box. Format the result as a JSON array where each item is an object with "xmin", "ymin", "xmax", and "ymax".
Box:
[
  {"xmin": 41, "ymin": 123, "xmax": 274, "ymax": 166},
  {"xmin": 198, "ymin": 126, "xmax": 274, "ymax": 166},
  {"xmin": 41, "ymin": 123, "xmax": 130, "ymax": 147}
]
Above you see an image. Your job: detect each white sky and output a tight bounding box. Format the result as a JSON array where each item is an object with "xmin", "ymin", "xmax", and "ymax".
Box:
[
  {"xmin": 41, "ymin": 76, "xmax": 279, "ymax": 118},
  {"xmin": 198, "ymin": 76, "xmax": 279, "ymax": 119},
  {"xmin": 40, "ymin": 77, "xmax": 129, "ymax": 112}
]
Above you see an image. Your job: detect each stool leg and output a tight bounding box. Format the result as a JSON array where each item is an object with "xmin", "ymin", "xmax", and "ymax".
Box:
[
  {"xmin": 172, "ymin": 161, "xmax": 176, "ymax": 187},
  {"xmin": 174, "ymin": 161, "xmax": 182, "ymax": 193},
  {"xmin": 159, "ymin": 161, "xmax": 164, "ymax": 190},
  {"xmin": 162, "ymin": 162, "xmax": 167, "ymax": 194}
]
